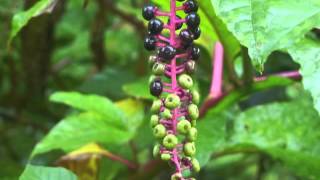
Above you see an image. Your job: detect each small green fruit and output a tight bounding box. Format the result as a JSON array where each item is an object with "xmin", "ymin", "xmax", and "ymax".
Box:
[
  {"xmin": 191, "ymin": 158, "xmax": 201, "ymax": 172},
  {"xmin": 171, "ymin": 173, "xmax": 183, "ymax": 180},
  {"xmin": 191, "ymin": 89, "xmax": 200, "ymax": 104},
  {"xmin": 152, "ymin": 62, "xmax": 165, "ymax": 75},
  {"xmin": 163, "ymin": 134, "xmax": 178, "ymax": 149},
  {"xmin": 151, "ymin": 100, "xmax": 162, "ymax": 113},
  {"xmin": 187, "ymin": 127, "xmax": 197, "ymax": 141},
  {"xmin": 153, "ymin": 144, "xmax": 160, "ymax": 157},
  {"xmin": 148, "ymin": 55, "xmax": 157, "ymax": 67},
  {"xmin": 153, "ymin": 124, "xmax": 166, "ymax": 138},
  {"xmin": 161, "ymin": 108, "xmax": 172, "ymax": 119},
  {"xmin": 177, "ymin": 120, "xmax": 191, "ymax": 134},
  {"xmin": 150, "ymin": 115, "xmax": 159, "ymax": 127},
  {"xmin": 161, "ymin": 153, "xmax": 171, "ymax": 161},
  {"xmin": 165, "ymin": 94, "xmax": 181, "ymax": 109},
  {"xmin": 178, "ymin": 74, "xmax": 193, "ymax": 89},
  {"xmin": 188, "ymin": 104, "xmax": 199, "ymax": 120},
  {"xmin": 184, "ymin": 142, "xmax": 196, "ymax": 156},
  {"xmin": 191, "ymin": 120, "xmax": 197, "ymax": 127}
]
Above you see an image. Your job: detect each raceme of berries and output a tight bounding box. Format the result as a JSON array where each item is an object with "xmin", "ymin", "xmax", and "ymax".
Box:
[{"xmin": 142, "ymin": 0, "xmax": 201, "ymax": 179}]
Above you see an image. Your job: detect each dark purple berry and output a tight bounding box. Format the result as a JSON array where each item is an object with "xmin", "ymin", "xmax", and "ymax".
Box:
[
  {"xmin": 144, "ymin": 36, "xmax": 157, "ymax": 51},
  {"xmin": 150, "ymin": 79, "xmax": 163, "ymax": 97},
  {"xmin": 190, "ymin": 27, "xmax": 201, "ymax": 40},
  {"xmin": 148, "ymin": 18, "xmax": 164, "ymax": 35},
  {"xmin": 168, "ymin": 15, "xmax": 183, "ymax": 30},
  {"xmin": 179, "ymin": 29, "xmax": 194, "ymax": 44},
  {"xmin": 142, "ymin": 5, "xmax": 156, "ymax": 20},
  {"xmin": 188, "ymin": 45, "xmax": 200, "ymax": 60},
  {"xmin": 186, "ymin": 13, "xmax": 200, "ymax": 30},
  {"xmin": 158, "ymin": 45, "xmax": 176, "ymax": 60},
  {"xmin": 184, "ymin": 0, "xmax": 198, "ymax": 13}
]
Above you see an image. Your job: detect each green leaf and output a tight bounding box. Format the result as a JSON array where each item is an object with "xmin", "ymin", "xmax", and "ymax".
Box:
[
  {"xmin": 211, "ymin": 0, "xmax": 320, "ymax": 70},
  {"xmin": 19, "ymin": 164, "xmax": 77, "ymax": 180},
  {"xmin": 31, "ymin": 112, "xmax": 133, "ymax": 157},
  {"xmin": 9, "ymin": 0, "xmax": 58, "ymax": 45},
  {"xmin": 288, "ymin": 38, "xmax": 320, "ymax": 115},
  {"xmin": 122, "ymin": 77, "xmax": 154, "ymax": 100}
]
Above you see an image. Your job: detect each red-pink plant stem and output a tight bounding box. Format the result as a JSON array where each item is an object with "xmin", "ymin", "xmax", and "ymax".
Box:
[
  {"xmin": 254, "ymin": 70, "xmax": 301, "ymax": 82},
  {"xmin": 210, "ymin": 41, "xmax": 224, "ymax": 98},
  {"xmin": 169, "ymin": 0, "xmax": 182, "ymax": 175},
  {"xmin": 155, "ymin": 11, "xmax": 170, "ymax": 16}
]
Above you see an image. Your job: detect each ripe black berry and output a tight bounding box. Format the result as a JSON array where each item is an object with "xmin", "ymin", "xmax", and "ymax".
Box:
[
  {"xmin": 158, "ymin": 45, "xmax": 176, "ymax": 60},
  {"xmin": 150, "ymin": 79, "xmax": 163, "ymax": 96},
  {"xmin": 168, "ymin": 15, "xmax": 183, "ymax": 30},
  {"xmin": 144, "ymin": 36, "xmax": 157, "ymax": 51},
  {"xmin": 179, "ymin": 29, "xmax": 194, "ymax": 45},
  {"xmin": 188, "ymin": 45, "xmax": 200, "ymax": 60},
  {"xmin": 186, "ymin": 13, "xmax": 200, "ymax": 30},
  {"xmin": 184, "ymin": 0, "xmax": 198, "ymax": 13},
  {"xmin": 142, "ymin": 5, "xmax": 156, "ymax": 20},
  {"xmin": 190, "ymin": 27, "xmax": 201, "ymax": 40},
  {"xmin": 148, "ymin": 18, "xmax": 164, "ymax": 35}
]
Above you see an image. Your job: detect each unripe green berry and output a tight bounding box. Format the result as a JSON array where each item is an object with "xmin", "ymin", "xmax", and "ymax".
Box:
[
  {"xmin": 153, "ymin": 144, "xmax": 160, "ymax": 157},
  {"xmin": 161, "ymin": 153, "xmax": 171, "ymax": 161},
  {"xmin": 191, "ymin": 158, "xmax": 201, "ymax": 172},
  {"xmin": 148, "ymin": 55, "xmax": 157, "ymax": 67},
  {"xmin": 191, "ymin": 89, "xmax": 200, "ymax": 105},
  {"xmin": 184, "ymin": 142, "xmax": 196, "ymax": 156},
  {"xmin": 163, "ymin": 134, "xmax": 178, "ymax": 149},
  {"xmin": 152, "ymin": 62, "xmax": 165, "ymax": 75},
  {"xmin": 188, "ymin": 104, "xmax": 199, "ymax": 120},
  {"xmin": 178, "ymin": 74, "xmax": 193, "ymax": 89},
  {"xmin": 151, "ymin": 100, "xmax": 162, "ymax": 113},
  {"xmin": 153, "ymin": 124, "xmax": 166, "ymax": 138},
  {"xmin": 177, "ymin": 120, "xmax": 191, "ymax": 134},
  {"xmin": 171, "ymin": 173, "xmax": 183, "ymax": 180},
  {"xmin": 187, "ymin": 127, "xmax": 197, "ymax": 141},
  {"xmin": 149, "ymin": 75, "xmax": 157, "ymax": 84},
  {"xmin": 165, "ymin": 94, "xmax": 181, "ymax": 109},
  {"xmin": 191, "ymin": 120, "xmax": 197, "ymax": 127},
  {"xmin": 150, "ymin": 115, "xmax": 159, "ymax": 127},
  {"xmin": 161, "ymin": 108, "xmax": 172, "ymax": 119}
]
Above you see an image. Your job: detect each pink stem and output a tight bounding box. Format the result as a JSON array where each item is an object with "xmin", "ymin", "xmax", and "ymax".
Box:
[
  {"xmin": 157, "ymin": 35, "xmax": 171, "ymax": 43},
  {"xmin": 176, "ymin": 19, "xmax": 186, "ymax": 23},
  {"xmin": 155, "ymin": 10, "xmax": 170, "ymax": 16},
  {"xmin": 209, "ymin": 42, "xmax": 224, "ymax": 98},
  {"xmin": 254, "ymin": 70, "xmax": 301, "ymax": 81},
  {"xmin": 176, "ymin": 6, "xmax": 184, "ymax": 11}
]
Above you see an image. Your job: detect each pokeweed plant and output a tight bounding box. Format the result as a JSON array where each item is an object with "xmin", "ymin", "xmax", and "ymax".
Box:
[{"xmin": 142, "ymin": 0, "xmax": 201, "ymax": 179}]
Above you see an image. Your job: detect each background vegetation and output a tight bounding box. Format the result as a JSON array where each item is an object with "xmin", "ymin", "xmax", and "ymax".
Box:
[{"xmin": 0, "ymin": 0, "xmax": 320, "ymax": 179}]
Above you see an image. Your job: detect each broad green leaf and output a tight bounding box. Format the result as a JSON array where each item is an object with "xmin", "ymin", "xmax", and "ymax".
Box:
[
  {"xmin": 31, "ymin": 112, "xmax": 133, "ymax": 157},
  {"xmin": 211, "ymin": 0, "xmax": 320, "ymax": 70},
  {"xmin": 9, "ymin": 0, "xmax": 58, "ymax": 45},
  {"xmin": 19, "ymin": 164, "xmax": 77, "ymax": 180},
  {"xmin": 122, "ymin": 77, "xmax": 154, "ymax": 100},
  {"xmin": 288, "ymin": 38, "xmax": 320, "ymax": 115}
]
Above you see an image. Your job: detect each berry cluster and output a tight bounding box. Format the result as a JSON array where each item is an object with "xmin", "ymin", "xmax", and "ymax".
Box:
[{"xmin": 143, "ymin": 1, "xmax": 201, "ymax": 179}]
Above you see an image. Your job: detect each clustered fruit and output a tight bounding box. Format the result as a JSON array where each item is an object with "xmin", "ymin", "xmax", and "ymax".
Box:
[{"xmin": 143, "ymin": 1, "xmax": 201, "ymax": 179}]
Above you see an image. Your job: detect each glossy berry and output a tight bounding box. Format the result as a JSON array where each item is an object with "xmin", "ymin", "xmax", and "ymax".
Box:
[
  {"xmin": 153, "ymin": 124, "xmax": 166, "ymax": 138},
  {"xmin": 177, "ymin": 120, "xmax": 191, "ymax": 134},
  {"xmin": 171, "ymin": 173, "xmax": 183, "ymax": 180},
  {"xmin": 184, "ymin": 142, "xmax": 196, "ymax": 156},
  {"xmin": 158, "ymin": 45, "xmax": 176, "ymax": 60},
  {"xmin": 168, "ymin": 15, "xmax": 183, "ymax": 30},
  {"xmin": 188, "ymin": 45, "xmax": 201, "ymax": 60},
  {"xmin": 150, "ymin": 115, "xmax": 159, "ymax": 127},
  {"xmin": 148, "ymin": 18, "xmax": 163, "ymax": 35},
  {"xmin": 152, "ymin": 62, "xmax": 165, "ymax": 75},
  {"xmin": 179, "ymin": 29, "xmax": 194, "ymax": 45},
  {"xmin": 142, "ymin": 5, "xmax": 156, "ymax": 20},
  {"xmin": 187, "ymin": 127, "xmax": 197, "ymax": 141},
  {"xmin": 183, "ymin": 0, "xmax": 198, "ymax": 13},
  {"xmin": 148, "ymin": 55, "xmax": 157, "ymax": 67},
  {"xmin": 165, "ymin": 94, "xmax": 181, "ymax": 109},
  {"xmin": 153, "ymin": 144, "xmax": 160, "ymax": 157},
  {"xmin": 190, "ymin": 27, "xmax": 201, "ymax": 40},
  {"xmin": 186, "ymin": 13, "xmax": 200, "ymax": 30},
  {"xmin": 162, "ymin": 108, "xmax": 172, "ymax": 119},
  {"xmin": 191, "ymin": 158, "xmax": 201, "ymax": 172},
  {"xmin": 150, "ymin": 79, "xmax": 163, "ymax": 97},
  {"xmin": 178, "ymin": 74, "xmax": 193, "ymax": 89},
  {"xmin": 163, "ymin": 134, "xmax": 178, "ymax": 149},
  {"xmin": 161, "ymin": 153, "xmax": 172, "ymax": 161},
  {"xmin": 191, "ymin": 89, "xmax": 200, "ymax": 104},
  {"xmin": 185, "ymin": 60, "xmax": 196, "ymax": 74},
  {"xmin": 144, "ymin": 35, "xmax": 157, "ymax": 51},
  {"xmin": 151, "ymin": 99, "xmax": 162, "ymax": 113},
  {"xmin": 188, "ymin": 104, "xmax": 199, "ymax": 120}
]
